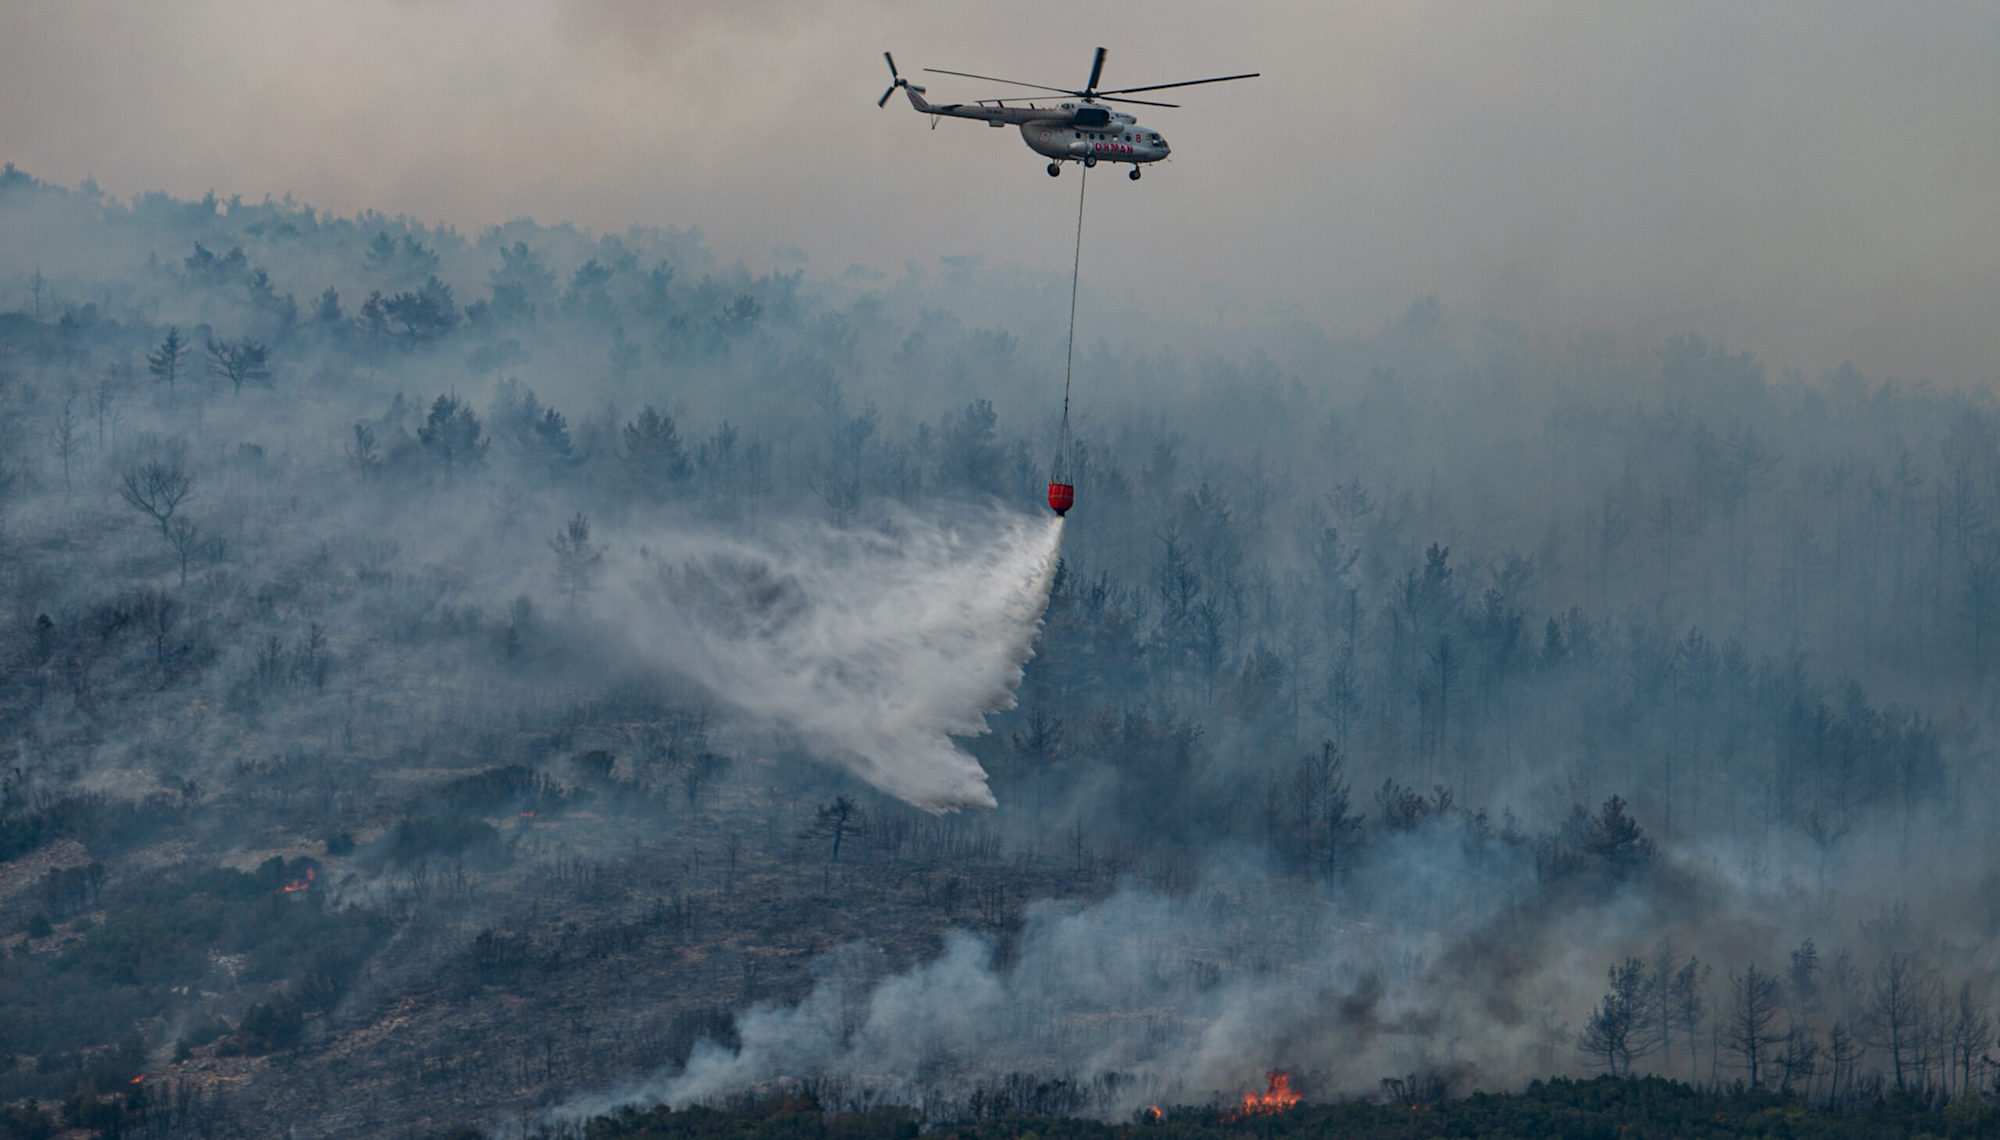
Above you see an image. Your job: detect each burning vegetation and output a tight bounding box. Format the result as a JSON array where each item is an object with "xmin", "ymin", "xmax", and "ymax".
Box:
[{"xmin": 1230, "ymin": 1071, "xmax": 1302, "ymax": 1118}]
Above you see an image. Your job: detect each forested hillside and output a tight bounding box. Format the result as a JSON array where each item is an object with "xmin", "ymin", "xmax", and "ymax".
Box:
[{"xmin": 2, "ymin": 163, "xmax": 1999, "ymax": 1137}]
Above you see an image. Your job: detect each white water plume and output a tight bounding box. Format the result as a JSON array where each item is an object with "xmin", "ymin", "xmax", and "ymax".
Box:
[{"xmin": 620, "ymin": 507, "xmax": 1065, "ymax": 812}]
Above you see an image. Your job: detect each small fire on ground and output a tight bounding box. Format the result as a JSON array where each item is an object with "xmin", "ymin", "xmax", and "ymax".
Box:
[
  {"xmin": 1230, "ymin": 1071, "xmax": 1302, "ymax": 1118},
  {"xmin": 279, "ymin": 868, "xmax": 316, "ymax": 893}
]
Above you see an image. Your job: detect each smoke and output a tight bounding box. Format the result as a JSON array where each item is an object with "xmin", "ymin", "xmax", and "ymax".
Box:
[
  {"xmin": 556, "ymin": 832, "xmax": 1638, "ymax": 1121},
  {"xmin": 557, "ymin": 786, "xmax": 1955, "ymax": 1122},
  {"xmin": 13, "ymin": 165, "xmax": 2000, "ymax": 1134},
  {"xmin": 616, "ymin": 506, "xmax": 1065, "ymax": 812}
]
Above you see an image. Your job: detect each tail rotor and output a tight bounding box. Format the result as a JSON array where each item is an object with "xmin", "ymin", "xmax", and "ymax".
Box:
[{"xmin": 878, "ymin": 51, "xmax": 910, "ymax": 107}]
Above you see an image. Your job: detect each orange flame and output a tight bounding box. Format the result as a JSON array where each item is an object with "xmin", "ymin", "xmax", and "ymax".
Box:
[
  {"xmin": 1231, "ymin": 1071, "xmax": 1301, "ymax": 1118},
  {"xmin": 130, "ymin": 1074, "xmax": 145, "ymax": 1084},
  {"xmin": 1144, "ymin": 1106, "xmax": 1162, "ymax": 1122},
  {"xmin": 279, "ymin": 867, "xmax": 317, "ymax": 894}
]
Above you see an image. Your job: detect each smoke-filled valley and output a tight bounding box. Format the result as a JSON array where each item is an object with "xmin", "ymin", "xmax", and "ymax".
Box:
[{"xmin": 5, "ymin": 164, "xmax": 2000, "ymax": 1137}]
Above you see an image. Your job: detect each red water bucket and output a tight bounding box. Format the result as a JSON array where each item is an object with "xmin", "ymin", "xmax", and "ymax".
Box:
[{"xmin": 1047, "ymin": 482, "xmax": 1075, "ymax": 516}]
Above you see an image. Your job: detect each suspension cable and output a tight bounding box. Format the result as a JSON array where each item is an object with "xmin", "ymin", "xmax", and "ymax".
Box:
[{"xmin": 1055, "ymin": 166, "xmax": 1088, "ymax": 480}]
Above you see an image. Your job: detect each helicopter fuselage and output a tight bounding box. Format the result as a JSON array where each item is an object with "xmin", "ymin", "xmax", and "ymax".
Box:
[{"xmin": 902, "ymin": 87, "xmax": 1170, "ymax": 167}]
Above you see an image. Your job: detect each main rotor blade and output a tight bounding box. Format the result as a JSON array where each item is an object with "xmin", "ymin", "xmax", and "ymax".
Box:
[
  {"xmin": 878, "ymin": 86, "xmax": 896, "ymax": 108},
  {"xmin": 922, "ymin": 67, "xmax": 1079, "ymax": 95},
  {"xmin": 1093, "ymin": 72, "xmax": 1260, "ymax": 96},
  {"xmin": 1086, "ymin": 47, "xmax": 1107, "ymax": 93},
  {"xmin": 884, "ymin": 51, "xmax": 898, "ymax": 78},
  {"xmin": 1098, "ymin": 95, "xmax": 1179, "ymax": 108}
]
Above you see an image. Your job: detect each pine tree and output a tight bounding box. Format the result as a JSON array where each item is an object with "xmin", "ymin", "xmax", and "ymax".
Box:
[{"xmin": 147, "ymin": 326, "xmax": 188, "ymax": 392}]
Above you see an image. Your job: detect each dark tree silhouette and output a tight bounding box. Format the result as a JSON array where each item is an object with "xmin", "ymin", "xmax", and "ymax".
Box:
[
  {"xmin": 384, "ymin": 276, "xmax": 457, "ymax": 341},
  {"xmin": 1724, "ymin": 963, "xmax": 1784, "ymax": 1087},
  {"xmin": 146, "ymin": 327, "xmax": 189, "ymax": 392},
  {"xmin": 1868, "ymin": 953, "xmax": 1931, "ymax": 1090},
  {"xmin": 1376, "ymin": 779, "xmax": 1451, "ymax": 831},
  {"xmin": 118, "ymin": 438, "xmax": 194, "ymax": 538},
  {"xmin": 206, "ymin": 336, "xmax": 271, "ymax": 393},
  {"xmin": 417, "ymin": 394, "xmax": 487, "ymax": 480},
  {"xmin": 1288, "ymin": 741, "xmax": 1363, "ymax": 873},
  {"xmin": 1579, "ymin": 958, "xmax": 1658, "ymax": 1076},
  {"xmin": 166, "ymin": 516, "xmax": 202, "ymax": 587},
  {"xmin": 1583, "ymin": 795, "xmax": 1658, "ymax": 875},
  {"xmin": 811, "ymin": 796, "xmax": 862, "ymax": 862}
]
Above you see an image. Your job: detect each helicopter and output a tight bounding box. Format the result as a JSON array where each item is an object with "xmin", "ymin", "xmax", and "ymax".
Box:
[{"xmin": 878, "ymin": 47, "xmax": 1257, "ymax": 179}]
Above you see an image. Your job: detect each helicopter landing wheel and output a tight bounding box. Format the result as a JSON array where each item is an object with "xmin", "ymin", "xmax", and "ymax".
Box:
[
  {"xmin": 1083, "ymin": 154, "xmax": 1097, "ymax": 168},
  {"xmin": 1047, "ymin": 163, "xmax": 1061, "ymax": 177},
  {"xmin": 1129, "ymin": 167, "xmax": 1142, "ymax": 181}
]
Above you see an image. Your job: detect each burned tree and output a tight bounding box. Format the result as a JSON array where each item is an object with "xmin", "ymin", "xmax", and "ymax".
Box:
[
  {"xmin": 809, "ymin": 795, "xmax": 862, "ymax": 862},
  {"xmin": 1725, "ymin": 963, "xmax": 1785, "ymax": 1087},
  {"xmin": 118, "ymin": 437, "xmax": 195, "ymax": 539},
  {"xmin": 166, "ymin": 516, "xmax": 202, "ymax": 587},
  {"xmin": 51, "ymin": 392, "xmax": 81, "ymax": 499},
  {"xmin": 132, "ymin": 589, "xmax": 180, "ymax": 684},
  {"xmin": 1868, "ymin": 953, "xmax": 1934, "ymax": 1090}
]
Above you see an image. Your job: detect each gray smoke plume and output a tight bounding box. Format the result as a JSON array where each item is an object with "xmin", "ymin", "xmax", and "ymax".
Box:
[
  {"xmin": 556, "ymin": 832, "xmax": 1579, "ymax": 1121},
  {"xmin": 554, "ymin": 805, "xmax": 1894, "ymax": 1123},
  {"xmin": 618, "ymin": 507, "xmax": 1065, "ymax": 811}
]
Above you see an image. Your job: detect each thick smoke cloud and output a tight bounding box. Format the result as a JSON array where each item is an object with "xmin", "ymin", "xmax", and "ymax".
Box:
[
  {"xmin": 559, "ymin": 831, "xmax": 1734, "ymax": 1120},
  {"xmin": 616, "ymin": 510, "xmax": 1065, "ymax": 811}
]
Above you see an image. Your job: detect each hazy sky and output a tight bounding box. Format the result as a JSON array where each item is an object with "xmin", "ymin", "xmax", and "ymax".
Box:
[{"xmin": 4, "ymin": 1, "xmax": 1997, "ymax": 382}]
